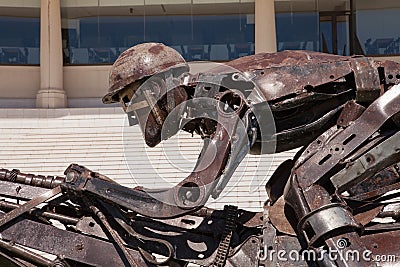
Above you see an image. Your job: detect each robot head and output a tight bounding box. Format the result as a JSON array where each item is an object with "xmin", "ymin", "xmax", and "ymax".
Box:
[{"xmin": 103, "ymin": 43, "xmax": 190, "ymax": 147}]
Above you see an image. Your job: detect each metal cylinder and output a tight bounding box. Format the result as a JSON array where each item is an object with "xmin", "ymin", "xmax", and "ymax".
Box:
[{"xmin": 0, "ymin": 168, "xmax": 65, "ymax": 189}]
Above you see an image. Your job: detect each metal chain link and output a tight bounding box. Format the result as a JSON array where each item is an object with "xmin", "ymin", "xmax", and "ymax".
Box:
[{"xmin": 212, "ymin": 205, "xmax": 238, "ymax": 267}]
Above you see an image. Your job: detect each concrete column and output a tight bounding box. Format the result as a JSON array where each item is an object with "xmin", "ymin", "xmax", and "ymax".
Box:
[
  {"xmin": 36, "ymin": 0, "xmax": 67, "ymax": 108},
  {"xmin": 255, "ymin": 0, "xmax": 277, "ymax": 53}
]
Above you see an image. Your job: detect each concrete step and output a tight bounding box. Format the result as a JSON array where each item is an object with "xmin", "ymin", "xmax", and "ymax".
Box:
[{"xmin": 0, "ymin": 107, "xmax": 298, "ymax": 211}]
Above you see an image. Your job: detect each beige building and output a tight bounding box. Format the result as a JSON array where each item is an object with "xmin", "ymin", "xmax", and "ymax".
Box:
[
  {"xmin": 1, "ymin": 0, "xmax": 399, "ymax": 108},
  {"xmin": 0, "ymin": 0, "xmax": 400, "ymax": 210}
]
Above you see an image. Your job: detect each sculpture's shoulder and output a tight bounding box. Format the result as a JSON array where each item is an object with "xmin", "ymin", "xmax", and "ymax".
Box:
[{"xmin": 224, "ymin": 50, "xmax": 353, "ymax": 72}]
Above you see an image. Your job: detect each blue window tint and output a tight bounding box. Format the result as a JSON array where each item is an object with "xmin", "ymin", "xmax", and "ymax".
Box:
[
  {"xmin": 357, "ymin": 9, "xmax": 400, "ymax": 56},
  {"xmin": 65, "ymin": 16, "xmax": 140, "ymax": 64},
  {"xmin": 0, "ymin": 17, "xmax": 40, "ymax": 65},
  {"xmin": 63, "ymin": 13, "xmax": 254, "ymax": 64},
  {"xmin": 276, "ymin": 12, "xmax": 319, "ymax": 52}
]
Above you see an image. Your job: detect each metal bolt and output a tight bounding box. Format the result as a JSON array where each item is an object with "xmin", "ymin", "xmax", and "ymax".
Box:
[
  {"xmin": 185, "ymin": 191, "xmax": 193, "ymax": 200},
  {"xmin": 65, "ymin": 172, "xmax": 76, "ymax": 183},
  {"xmin": 75, "ymin": 243, "xmax": 84, "ymax": 251}
]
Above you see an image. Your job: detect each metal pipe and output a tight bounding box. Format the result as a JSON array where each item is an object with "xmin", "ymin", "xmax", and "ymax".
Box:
[
  {"xmin": 0, "ymin": 168, "xmax": 65, "ymax": 189},
  {"xmin": 89, "ymin": 204, "xmax": 139, "ymax": 267},
  {"xmin": 0, "ymin": 200, "xmax": 79, "ymax": 225},
  {"xmin": 0, "ymin": 239, "xmax": 54, "ymax": 267}
]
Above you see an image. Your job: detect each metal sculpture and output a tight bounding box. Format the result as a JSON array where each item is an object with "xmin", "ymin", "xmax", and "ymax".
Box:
[{"xmin": 0, "ymin": 42, "xmax": 400, "ymax": 266}]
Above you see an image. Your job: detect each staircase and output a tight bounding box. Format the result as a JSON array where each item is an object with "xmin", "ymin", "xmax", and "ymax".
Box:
[{"xmin": 0, "ymin": 107, "xmax": 297, "ymax": 211}]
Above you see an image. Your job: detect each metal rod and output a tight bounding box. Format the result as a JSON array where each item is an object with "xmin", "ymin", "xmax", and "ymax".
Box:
[
  {"xmin": 0, "ymin": 187, "xmax": 62, "ymax": 228},
  {"xmin": 0, "ymin": 168, "xmax": 65, "ymax": 189},
  {"xmin": 0, "ymin": 239, "xmax": 54, "ymax": 267},
  {"xmin": 0, "ymin": 200, "xmax": 79, "ymax": 225},
  {"xmin": 89, "ymin": 204, "xmax": 138, "ymax": 267}
]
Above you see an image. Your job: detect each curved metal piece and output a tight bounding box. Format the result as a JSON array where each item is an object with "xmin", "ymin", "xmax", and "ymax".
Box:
[
  {"xmin": 116, "ymin": 218, "xmax": 174, "ymax": 266},
  {"xmin": 103, "ymin": 42, "xmax": 189, "ymax": 104},
  {"xmin": 173, "ymin": 90, "xmax": 248, "ymax": 209},
  {"xmin": 63, "ymin": 91, "xmax": 249, "ymax": 219}
]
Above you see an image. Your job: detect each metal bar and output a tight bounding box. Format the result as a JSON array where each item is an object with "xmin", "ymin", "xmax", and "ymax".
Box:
[
  {"xmin": 0, "ymin": 218, "xmax": 149, "ymax": 266},
  {"xmin": 0, "ymin": 186, "xmax": 62, "ymax": 228},
  {"xmin": 330, "ymin": 130, "xmax": 400, "ymax": 192},
  {"xmin": 0, "ymin": 239, "xmax": 54, "ymax": 267},
  {"xmin": 89, "ymin": 204, "xmax": 139, "ymax": 267},
  {"xmin": 0, "ymin": 200, "xmax": 79, "ymax": 225},
  {"xmin": 297, "ymin": 84, "xmax": 400, "ymax": 189},
  {"xmin": 0, "ymin": 169, "xmax": 65, "ymax": 189},
  {"xmin": 0, "ymin": 180, "xmax": 51, "ymax": 200}
]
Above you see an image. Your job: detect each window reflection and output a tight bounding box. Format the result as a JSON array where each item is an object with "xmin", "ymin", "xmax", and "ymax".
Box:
[
  {"xmin": 4, "ymin": 0, "xmax": 400, "ymax": 67},
  {"xmin": 0, "ymin": 17, "xmax": 40, "ymax": 65},
  {"xmin": 320, "ymin": 14, "xmax": 351, "ymax": 56},
  {"xmin": 276, "ymin": 12, "xmax": 319, "ymax": 52},
  {"xmin": 275, "ymin": 0, "xmax": 319, "ymax": 53},
  {"xmin": 357, "ymin": 8, "xmax": 400, "ymax": 56},
  {"xmin": 275, "ymin": 0, "xmax": 355, "ymax": 56},
  {"xmin": 62, "ymin": 2, "xmax": 255, "ymax": 65}
]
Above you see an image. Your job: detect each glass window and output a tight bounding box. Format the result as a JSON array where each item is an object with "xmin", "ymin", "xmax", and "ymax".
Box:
[
  {"xmin": 319, "ymin": 14, "xmax": 351, "ymax": 56},
  {"xmin": 356, "ymin": 0, "xmax": 400, "ymax": 56},
  {"xmin": 61, "ymin": 1, "xmax": 254, "ymax": 65},
  {"xmin": 275, "ymin": 0, "xmax": 319, "ymax": 52},
  {"xmin": 275, "ymin": 0, "xmax": 357, "ymax": 56},
  {"xmin": 276, "ymin": 12, "xmax": 319, "ymax": 52},
  {"xmin": 0, "ymin": 5, "xmax": 40, "ymax": 65}
]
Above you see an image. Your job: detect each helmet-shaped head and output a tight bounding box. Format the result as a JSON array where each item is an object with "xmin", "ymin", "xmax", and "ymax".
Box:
[
  {"xmin": 103, "ymin": 43, "xmax": 190, "ymax": 147},
  {"xmin": 103, "ymin": 42, "xmax": 188, "ymax": 104}
]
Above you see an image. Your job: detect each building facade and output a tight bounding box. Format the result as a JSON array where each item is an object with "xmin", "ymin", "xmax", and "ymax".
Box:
[{"xmin": 1, "ymin": 0, "xmax": 400, "ymax": 108}]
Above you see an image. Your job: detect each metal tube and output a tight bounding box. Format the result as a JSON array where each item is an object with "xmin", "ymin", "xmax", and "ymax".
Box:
[
  {"xmin": 0, "ymin": 200, "xmax": 79, "ymax": 225},
  {"xmin": 0, "ymin": 168, "xmax": 65, "ymax": 189},
  {"xmin": 89, "ymin": 204, "xmax": 139, "ymax": 267},
  {"xmin": 0, "ymin": 239, "xmax": 54, "ymax": 267}
]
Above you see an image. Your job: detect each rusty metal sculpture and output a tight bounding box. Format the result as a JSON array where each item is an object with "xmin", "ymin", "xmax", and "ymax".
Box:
[{"xmin": 0, "ymin": 42, "xmax": 400, "ymax": 266}]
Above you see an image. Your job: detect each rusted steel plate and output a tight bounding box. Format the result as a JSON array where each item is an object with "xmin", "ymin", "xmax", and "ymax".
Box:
[
  {"xmin": 224, "ymin": 50, "xmax": 350, "ymax": 72},
  {"xmin": 377, "ymin": 60, "xmax": 400, "ymax": 85},
  {"xmin": 295, "ymin": 84, "xmax": 400, "ymax": 189},
  {"xmin": 0, "ymin": 218, "xmax": 149, "ymax": 266},
  {"xmin": 269, "ymin": 196, "xmax": 296, "ymax": 236},
  {"xmin": 251, "ymin": 61, "xmax": 353, "ymax": 101},
  {"xmin": 361, "ymin": 230, "xmax": 400, "ymax": 266},
  {"xmin": 104, "ymin": 42, "xmax": 188, "ymax": 103},
  {"xmin": 351, "ymin": 57, "xmax": 381, "ymax": 102},
  {"xmin": 210, "ymin": 50, "xmax": 354, "ymax": 102}
]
